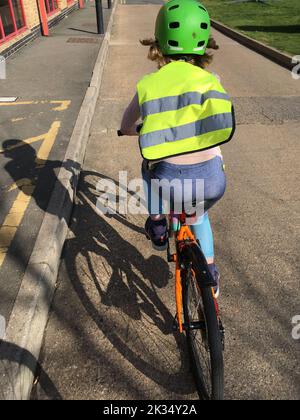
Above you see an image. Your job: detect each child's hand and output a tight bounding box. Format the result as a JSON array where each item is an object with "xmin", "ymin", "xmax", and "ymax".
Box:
[
  {"xmin": 120, "ymin": 93, "xmax": 141, "ymax": 136},
  {"xmin": 118, "ymin": 123, "xmax": 142, "ymax": 137}
]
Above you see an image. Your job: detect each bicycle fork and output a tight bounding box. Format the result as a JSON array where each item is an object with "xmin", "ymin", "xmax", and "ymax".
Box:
[{"xmin": 169, "ymin": 242, "xmax": 225, "ymax": 349}]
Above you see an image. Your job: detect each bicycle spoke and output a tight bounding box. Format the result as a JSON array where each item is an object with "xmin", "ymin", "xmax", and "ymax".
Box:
[
  {"xmin": 193, "ymin": 332, "xmax": 211, "ymax": 378},
  {"xmin": 194, "ymin": 334, "xmax": 211, "ymax": 372},
  {"xmin": 189, "ymin": 279, "xmax": 203, "ymax": 320}
]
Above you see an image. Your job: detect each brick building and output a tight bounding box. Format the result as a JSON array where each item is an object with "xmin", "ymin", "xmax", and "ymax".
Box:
[{"xmin": 0, "ymin": 0, "xmax": 80, "ymax": 57}]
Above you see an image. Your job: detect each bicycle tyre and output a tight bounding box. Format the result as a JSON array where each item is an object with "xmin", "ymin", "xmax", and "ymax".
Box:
[{"xmin": 182, "ymin": 246, "xmax": 224, "ymax": 400}]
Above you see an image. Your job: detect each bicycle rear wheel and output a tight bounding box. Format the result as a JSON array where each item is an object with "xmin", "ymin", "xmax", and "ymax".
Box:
[{"xmin": 182, "ymin": 249, "xmax": 224, "ymax": 400}]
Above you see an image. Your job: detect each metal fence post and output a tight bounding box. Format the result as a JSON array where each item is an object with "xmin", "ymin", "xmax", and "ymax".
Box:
[{"xmin": 95, "ymin": 0, "xmax": 104, "ymax": 34}]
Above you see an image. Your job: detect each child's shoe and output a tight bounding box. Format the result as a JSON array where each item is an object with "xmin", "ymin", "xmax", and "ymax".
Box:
[
  {"xmin": 145, "ymin": 217, "xmax": 168, "ymax": 251},
  {"xmin": 208, "ymin": 263, "xmax": 220, "ymax": 299}
]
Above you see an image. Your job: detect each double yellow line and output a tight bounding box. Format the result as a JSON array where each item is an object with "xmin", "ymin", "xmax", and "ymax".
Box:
[{"xmin": 0, "ymin": 121, "xmax": 61, "ymax": 268}]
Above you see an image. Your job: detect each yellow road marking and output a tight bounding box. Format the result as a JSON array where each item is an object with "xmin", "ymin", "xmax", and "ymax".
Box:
[
  {"xmin": 0, "ymin": 133, "xmax": 45, "ymax": 154},
  {"xmin": 0, "ymin": 101, "xmax": 36, "ymax": 106},
  {"xmin": 7, "ymin": 179, "xmax": 35, "ymax": 193},
  {"xmin": 0, "ymin": 187, "xmax": 34, "ymax": 267},
  {"xmin": 11, "ymin": 117, "xmax": 26, "ymax": 122},
  {"xmin": 0, "ymin": 121, "xmax": 61, "ymax": 268},
  {"xmin": 0, "ymin": 100, "xmax": 71, "ymax": 111},
  {"xmin": 35, "ymin": 121, "xmax": 61, "ymax": 166},
  {"xmin": 50, "ymin": 101, "xmax": 71, "ymax": 111},
  {"xmin": 0, "ymin": 121, "xmax": 60, "ymax": 155}
]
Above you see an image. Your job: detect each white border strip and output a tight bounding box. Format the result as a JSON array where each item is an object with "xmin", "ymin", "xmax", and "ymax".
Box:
[{"xmin": 0, "ymin": 97, "xmax": 18, "ymax": 102}]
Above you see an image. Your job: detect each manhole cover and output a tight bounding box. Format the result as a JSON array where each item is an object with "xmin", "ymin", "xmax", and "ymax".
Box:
[{"xmin": 67, "ymin": 37, "xmax": 100, "ymax": 44}]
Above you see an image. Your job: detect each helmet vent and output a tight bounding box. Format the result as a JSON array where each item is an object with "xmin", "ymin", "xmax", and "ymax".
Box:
[
  {"xmin": 169, "ymin": 22, "xmax": 180, "ymax": 29},
  {"xmin": 169, "ymin": 5, "xmax": 179, "ymax": 11},
  {"xmin": 168, "ymin": 40, "xmax": 179, "ymax": 47},
  {"xmin": 197, "ymin": 41, "xmax": 205, "ymax": 48},
  {"xmin": 201, "ymin": 23, "xmax": 208, "ymax": 30},
  {"xmin": 199, "ymin": 6, "xmax": 207, "ymax": 12}
]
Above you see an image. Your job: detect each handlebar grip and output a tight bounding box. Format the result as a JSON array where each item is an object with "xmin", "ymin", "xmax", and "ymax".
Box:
[{"xmin": 117, "ymin": 124, "xmax": 143, "ymax": 137}]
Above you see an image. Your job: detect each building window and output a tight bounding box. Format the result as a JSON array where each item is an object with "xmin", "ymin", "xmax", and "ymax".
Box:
[
  {"xmin": 0, "ymin": 0, "xmax": 26, "ymax": 43},
  {"xmin": 44, "ymin": 0, "xmax": 59, "ymax": 15}
]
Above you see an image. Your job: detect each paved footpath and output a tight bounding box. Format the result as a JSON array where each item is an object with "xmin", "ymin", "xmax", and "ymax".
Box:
[{"xmin": 34, "ymin": 2, "xmax": 300, "ymax": 400}]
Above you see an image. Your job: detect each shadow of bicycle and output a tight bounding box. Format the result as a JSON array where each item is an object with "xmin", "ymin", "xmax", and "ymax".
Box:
[
  {"xmin": 57, "ymin": 169, "xmax": 197, "ymax": 397},
  {"xmin": 0, "ymin": 341, "xmax": 61, "ymax": 400}
]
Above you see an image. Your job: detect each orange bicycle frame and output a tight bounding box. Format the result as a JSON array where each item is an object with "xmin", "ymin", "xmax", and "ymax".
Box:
[{"xmin": 170, "ymin": 214, "xmax": 197, "ymax": 334}]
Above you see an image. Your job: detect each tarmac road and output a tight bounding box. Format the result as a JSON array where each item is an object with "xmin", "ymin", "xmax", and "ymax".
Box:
[
  {"xmin": 34, "ymin": 3, "xmax": 300, "ymax": 400},
  {"xmin": 0, "ymin": 4, "xmax": 111, "ymax": 334}
]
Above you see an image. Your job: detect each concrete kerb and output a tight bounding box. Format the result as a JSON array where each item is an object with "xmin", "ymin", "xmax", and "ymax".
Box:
[
  {"xmin": 211, "ymin": 19, "xmax": 294, "ymax": 71},
  {"xmin": 0, "ymin": 0, "xmax": 119, "ymax": 400}
]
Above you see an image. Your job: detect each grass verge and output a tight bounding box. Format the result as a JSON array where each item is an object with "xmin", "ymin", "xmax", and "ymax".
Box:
[{"xmin": 203, "ymin": 0, "xmax": 300, "ymax": 56}]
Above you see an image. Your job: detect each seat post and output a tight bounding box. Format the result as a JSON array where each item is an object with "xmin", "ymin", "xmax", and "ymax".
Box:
[{"xmin": 179, "ymin": 213, "xmax": 187, "ymax": 225}]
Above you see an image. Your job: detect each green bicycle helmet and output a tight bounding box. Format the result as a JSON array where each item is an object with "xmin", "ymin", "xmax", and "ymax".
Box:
[{"xmin": 155, "ymin": 0, "xmax": 211, "ymax": 56}]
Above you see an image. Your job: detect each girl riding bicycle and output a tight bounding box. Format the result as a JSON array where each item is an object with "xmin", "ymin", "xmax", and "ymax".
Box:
[{"xmin": 120, "ymin": 0, "xmax": 235, "ymax": 298}]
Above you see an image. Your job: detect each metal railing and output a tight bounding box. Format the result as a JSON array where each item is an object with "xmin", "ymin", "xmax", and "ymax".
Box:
[
  {"xmin": 79, "ymin": 0, "xmax": 112, "ymax": 35},
  {"xmin": 98, "ymin": 0, "xmax": 113, "ymax": 34}
]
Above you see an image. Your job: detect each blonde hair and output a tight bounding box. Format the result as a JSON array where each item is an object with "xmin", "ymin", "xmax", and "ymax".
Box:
[{"xmin": 140, "ymin": 37, "xmax": 219, "ymax": 69}]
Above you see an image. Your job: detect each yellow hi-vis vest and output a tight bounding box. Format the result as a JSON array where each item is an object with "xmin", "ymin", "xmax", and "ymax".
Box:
[{"xmin": 137, "ymin": 61, "xmax": 235, "ymax": 161}]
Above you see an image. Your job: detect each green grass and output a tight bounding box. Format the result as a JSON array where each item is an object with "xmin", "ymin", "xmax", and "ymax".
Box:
[{"xmin": 202, "ymin": 0, "xmax": 300, "ymax": 56}]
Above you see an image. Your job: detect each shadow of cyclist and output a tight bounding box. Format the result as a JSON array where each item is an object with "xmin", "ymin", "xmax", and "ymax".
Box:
[
  {"xmin": 1, "ymin": 139, "xmax": 79, "ymax": 218},
  {"xmin": 1, "ymin": 139, "xmax": 196, "ymax": 396},
  {"xmin": 59, "ymin": 169, "xmax": 195, "ymax": 395}
]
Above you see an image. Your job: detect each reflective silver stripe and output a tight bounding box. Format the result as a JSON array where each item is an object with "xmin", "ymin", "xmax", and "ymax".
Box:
[
  {"xmin": 140, "ymin": 113, "xmax": 233, "ymax": 149},
  {"xmin": 141, "ymin": 91, "xmax": 230, "ymax": 118}
]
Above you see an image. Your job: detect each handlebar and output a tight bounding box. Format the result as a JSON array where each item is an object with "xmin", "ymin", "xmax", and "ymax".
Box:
[{"xmin": 117, "ymin": 123, "xmax": 143, "ymax": 137}]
